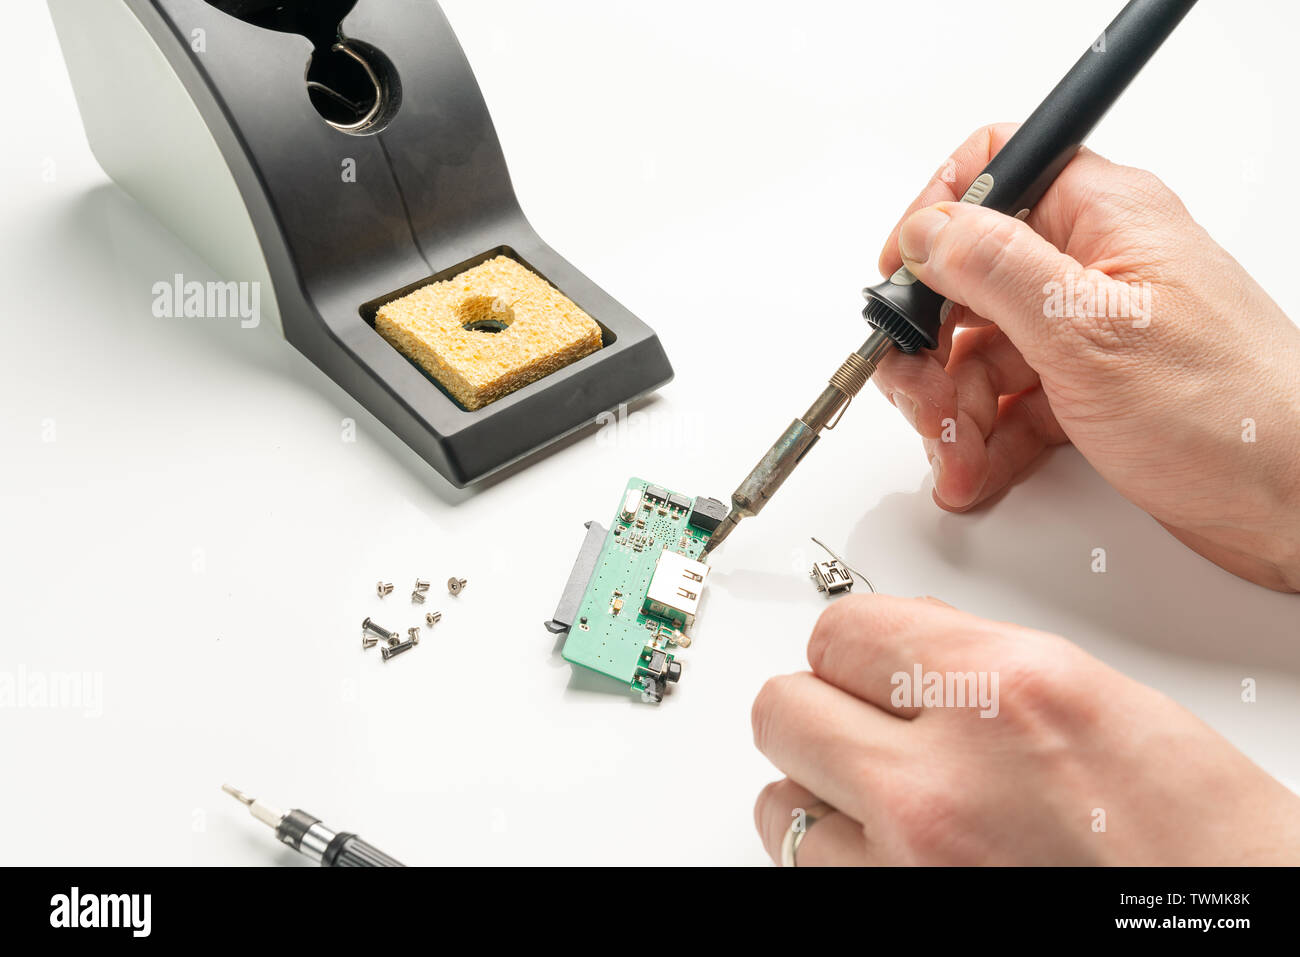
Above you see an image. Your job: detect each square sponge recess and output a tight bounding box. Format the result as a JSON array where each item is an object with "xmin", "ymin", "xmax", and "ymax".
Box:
[{"xmin": 374, "ymin": 256, "xmax": 603, "ymax": 411}]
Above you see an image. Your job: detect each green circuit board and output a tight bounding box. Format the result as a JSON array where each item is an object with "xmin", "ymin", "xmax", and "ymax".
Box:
[{"xmin": 562, "ymin": 477, "xmax": 719, "ymax": 702}]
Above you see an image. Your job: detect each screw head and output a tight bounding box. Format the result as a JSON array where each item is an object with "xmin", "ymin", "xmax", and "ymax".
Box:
[{"xmin": 447, "ymin": 577, "xmax": 466, "ymax": 595}]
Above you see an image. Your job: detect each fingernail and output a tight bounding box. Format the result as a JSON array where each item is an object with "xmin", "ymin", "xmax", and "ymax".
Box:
[
  {"xmin": 892, "ymin": 391, "xmax": 918, "ymax": 429},
  {"xmin": 931, "ymin": 456, "xmax": 943, "ymax": 488},
  {"xmin": 899, "ymin": 206, "xmax": 950, "ymax": 265}
]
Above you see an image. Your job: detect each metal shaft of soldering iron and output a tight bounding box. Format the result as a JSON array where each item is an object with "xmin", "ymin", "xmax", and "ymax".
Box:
[
  {"xmin": 702, "ymin": 329, "xmax": 893, "ymax": 558},
  {"xmin": 223, "ymin": 784, "xmax": 403, "ymax": 867},
  {"xmin": 701, "ymin": 0, "xmax": 1197, "ymax": 560}
]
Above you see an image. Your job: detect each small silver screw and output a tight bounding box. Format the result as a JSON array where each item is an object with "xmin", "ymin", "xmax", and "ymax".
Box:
[
  {"xmin": 425, "ymin": 611, "xmax": 442, "ymax": 627},
  {"xmin": 408, "ymin": 627, "xmax": 421, "ymax": 646},
  {"xmin": 411, "ymin": 590, "xmax": 426, "ymax": 604},
  {"xmin": 413, "ymin": 579, "xmax": 430, "ymax": 593},
  {"xmin": 362, "ymin": 634, "xmax": 378, "ymax": 650},
  {"xmin": 362, "ymin": 617, "xmax": 399, "ymax": 644},
  {"xmin": 376, "ymin": 582, "xmax": 394, "ymax": 597},
  {"xmin": 447, "ymin": 577, "xmax": 467, "ymax": 596},
  {"xmin": 381, "ymin": 639, "xmax": 416, "ymax": 661}
]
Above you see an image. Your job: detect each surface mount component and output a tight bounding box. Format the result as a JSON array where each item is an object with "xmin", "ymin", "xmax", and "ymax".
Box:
[
  {"xmin": 546, "ymin": 477, "xmax": 715, "ymax": 703},
  {"xmin": 810, "ymin": 536, "xmax": 874, "ymax": 595},
  {"xmin": 811, "ymin": 560, "xmax": 854, "ymax": 596},
  {"xmin": 687, "ymin": 496, "xmax": 728, "ymax": 533}
]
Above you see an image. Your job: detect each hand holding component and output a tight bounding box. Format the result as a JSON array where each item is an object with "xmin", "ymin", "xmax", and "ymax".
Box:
[{"xmin": 751, "ymin": 595, "xmax": 1300, "ymax": 865}]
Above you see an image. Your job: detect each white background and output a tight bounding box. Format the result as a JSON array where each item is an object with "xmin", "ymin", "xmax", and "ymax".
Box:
[{"xmin": 2, "ymin": 0, "xmax": 1297, "ymax": 866}]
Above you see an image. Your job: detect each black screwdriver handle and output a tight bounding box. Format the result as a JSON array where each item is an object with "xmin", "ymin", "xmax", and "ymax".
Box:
[
  {"xmin": 321, "ymin": 832, "xmax": 405, "ymax": 868},
  {"xmin": 275, "ymin": 808, "xmax": 405, "ymax": 866},
  {"xmin": 862, "ymin": 0, "xmax": 1198, "ymax": 353}
]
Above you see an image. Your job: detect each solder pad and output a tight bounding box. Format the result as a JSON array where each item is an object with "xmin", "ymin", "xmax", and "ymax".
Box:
[{"xmin": 562, "ymin": 477, "xmax": 713, "ymax": 701}]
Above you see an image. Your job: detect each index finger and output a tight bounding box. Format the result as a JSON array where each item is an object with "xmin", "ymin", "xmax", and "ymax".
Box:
[{"xmin": 807, "ymin": 594, "xmax": 1001, "ymax": 717}]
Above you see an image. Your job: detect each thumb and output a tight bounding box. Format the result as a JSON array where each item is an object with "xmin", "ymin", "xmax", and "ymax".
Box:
[{"xmin": 898, "ymin": 202, "xmax": 1094, "ymax": 360}]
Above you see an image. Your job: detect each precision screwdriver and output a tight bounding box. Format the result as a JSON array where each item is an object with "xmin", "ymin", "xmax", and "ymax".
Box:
[
  {"xmin": 222, "ymin": 784, "xmax": 404, "ymax": 867},
  {"xmin": 700, "ymin": 0, "xmax": 1198, "ymax": 560}
]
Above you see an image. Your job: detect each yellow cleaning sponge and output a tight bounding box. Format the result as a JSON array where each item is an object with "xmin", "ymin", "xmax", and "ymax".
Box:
[{"xmin": 375, "ymin": 256, "xmax": 603, "ymax": 411}]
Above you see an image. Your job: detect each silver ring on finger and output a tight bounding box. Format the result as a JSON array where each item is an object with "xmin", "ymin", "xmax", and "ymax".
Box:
[{"xmin": 780, "ymin": 801, "xmax": 834, "ymax": 867}]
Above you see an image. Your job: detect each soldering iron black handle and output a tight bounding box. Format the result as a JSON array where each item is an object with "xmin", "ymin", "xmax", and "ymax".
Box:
[{"xmin": 861, "ymin": 0, "xmax": 1198, "ymax": 353}]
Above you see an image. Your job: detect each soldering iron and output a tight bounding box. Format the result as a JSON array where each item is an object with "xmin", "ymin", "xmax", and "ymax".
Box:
[{"xmin": 701, "ymin": 0, "xmax": 1198, "ymax": 559}]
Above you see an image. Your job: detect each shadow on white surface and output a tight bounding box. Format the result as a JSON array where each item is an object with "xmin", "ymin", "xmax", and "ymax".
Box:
[
  {"xmin": 225, "ymin": 825, "xmax": 312, "ymax": 868},
  {"xmin": 45, "ymin": 183, "xmax": 663, "ymax": 508},
  {"xmin": 842, "ymin": 447, "xmax": 1300, "ymax": 676},
  {"xmin": 706, "ymin": 567, "xmax": 810, "ymax": 606}
]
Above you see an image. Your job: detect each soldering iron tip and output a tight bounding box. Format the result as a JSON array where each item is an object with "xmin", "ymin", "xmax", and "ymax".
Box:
[
  {"xmin": 701, "ymin": 512, "xmax": 741, "ymax": 560},
  {"xmin": 222, "ymin": 783, "xmax": 254, "ymax": 806}
]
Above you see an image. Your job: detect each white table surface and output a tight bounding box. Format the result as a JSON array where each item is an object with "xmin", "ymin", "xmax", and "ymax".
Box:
[{"xmin": 2, "ymin": 0, "xmax": 1296, "ymax": 866}]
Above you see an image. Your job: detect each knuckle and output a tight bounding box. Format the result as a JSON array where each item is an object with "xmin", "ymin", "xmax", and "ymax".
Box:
[
  {"xmin": 1099, "ymin": 165, "xmax": 1189, "ymax": 227},
  {"xmin": 754, "ymin": 779, "xmax": 809, "ymax": 858},
  {"xmin": 1004, "ymin": 660, "xmax": 1059, "ymax": 713},
  {"xmin": 997, "ymin": 645, "xmax": 1087, "ymax": 730},
  {"xmin": 808, "ymin": 594, "xmax": 874, "ymax": 660},
  {"xmin": 807, "ymin": 598, "xmax": 855, "ymax": 667},
  {"xmin": 889, "ymin": 779, "xmax": 966, "ymax": 861},
  {"xmin": 1055, "ymin": 269, "xmax": 1149, "ymax": 355},
  {"xmin": 962, "ymin": 122, "xmax": 1006, "ymax": 158},
  {"xmin": 1120, "ymin": 166, "xmax": 1175, "ymax": 205},
  {"xmin": 805, "ymin": 621, "xmax": 833, "ymax": 675},
  {"xmin": 751, "ymin": 674, "xmax": 797, "ymax": 751},
  {"xmin": 808, "ymin": 593, "xmax": 914, "ymax": 673},
  {"xmin": 753, "ymin": 780, "xmax": 782, "ymax": 843}
]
